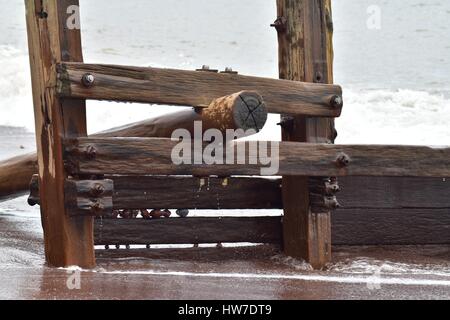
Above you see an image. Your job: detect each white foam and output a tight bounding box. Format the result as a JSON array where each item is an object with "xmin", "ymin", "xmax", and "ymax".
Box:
[
  {"xmin": 97, "ymin": 270, "xmax": 450, "ymax": 287},
  {"xmin": 336, "ymin": 89, "xmax": 450, "ymax": 145}
]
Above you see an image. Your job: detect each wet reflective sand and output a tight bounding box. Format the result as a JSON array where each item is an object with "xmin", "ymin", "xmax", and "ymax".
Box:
[{"xmin": 0, "ymin": 213, "xmax": 449, "ymax": 300}]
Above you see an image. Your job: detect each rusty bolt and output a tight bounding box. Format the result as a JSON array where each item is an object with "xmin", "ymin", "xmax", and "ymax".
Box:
[
  {"xmin": 90, "ymin": 183, "xmax": 105, "ymax": 197},
  {"xmin": 271, "ymin": 17, "xmax": 287, "ymax": 33},
  {"xmin": 85, "ymin": 145, "xmax": 97, "ymax": 160},
  {"xmin": 324, "ymin": 196, "xmax": 341, "ymax": 209},
  {"xmin": 90, "ymin": 201, "xmax": 104, "ymax": 215},
  {"xmin": 325, "ymin": 180, "xmax": 341, "ymax": 194},
  {"xmin": 314, "ymin": 71, "xmax": 324, "ymax": 83},
  {"xmin": 330, "ymin": 95, "xmax": 343, "ymax": 109},
  {"xmin": 336, "ymin": 152, "xmax": 351, "ymax": 168},
  {"xmin": 81, "ymin": 73, "xmax": 95, "ymax": 88}
]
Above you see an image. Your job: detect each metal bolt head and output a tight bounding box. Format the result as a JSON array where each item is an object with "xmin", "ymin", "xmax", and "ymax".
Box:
[
  {"xmin": 90, "ymin": 183, "xmax": 105, "ymax": 197},
  {"xmin": 314, "ymin": 71, "xmax": 323, "ymax": 83},
  {"xmin": 336, "ymin": 152, "xmax": 351, "ymax": 168},
  {"xmin": 81, "ymin": 73, "xmax": 95, "ymax": 88},
  {"xmin": 324, "ymin": 196, "xmax": 341, "ymax": 209},
  {"xmin": 271, "ymin": 17, "xmax": 287, "ymax": 33},
  {"xmin": 85, "ymin": 145, "xmax": 97, "ymax": 160},
  {"xmin": 90, "ymin": 201, "xmax": 104, "ymax": 214},
  {"xmin": 330, "ymin": 95, "xmax": 343, "ymax": 109}
]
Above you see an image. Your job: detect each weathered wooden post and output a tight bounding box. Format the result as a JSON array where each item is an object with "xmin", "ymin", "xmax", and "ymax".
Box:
[
  {"xmin": 273, "ymin": 0, "xmax": 337, "ymax": 268},
  {"xmin": 25, "ymin": 0, "xmax": 95, "ymax": 267}
]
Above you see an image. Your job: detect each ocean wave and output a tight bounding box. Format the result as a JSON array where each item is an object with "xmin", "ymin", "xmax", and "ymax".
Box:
[
  {"xmin": 336, "ymin": 89, "xmax": 450, "ymax": 145},
  {"xmin": 0, "ymin": 45, "xmax": 34, "ymax": 131}
]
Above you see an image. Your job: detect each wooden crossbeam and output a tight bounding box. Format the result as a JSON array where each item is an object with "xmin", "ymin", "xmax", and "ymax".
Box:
[
  {"xmin": 64, "ymin": 138, "xmax": 450, "ymax": 177},
  {"xmin": 94, "ymin": 217, "xmax": 282, "ymax": 246},
  {"xmin": 56, "ymin": 62, "xmax": 343, "ymax": 117},
  {"xmin": 29, "ymin": 176, "xmax": 450, "ymax": 211},
  {"xmin": 93, "ymin": 210, "xmax": 450, "ymax": 246}
]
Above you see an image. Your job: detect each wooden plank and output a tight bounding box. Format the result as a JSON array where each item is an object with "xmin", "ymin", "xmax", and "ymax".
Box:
[
  {"xmin": 25, "ymin": 0, "xmax": 95, "ymax": 268},
  {"xmin": 332, "ymin": 208, "xmax": 450, "ymax": 245},
  {"xmin": 64, "ymin": 138, "xmax": 450, "ymax": 177},
  {"xmin": 109, "ymin": 176, "xmax": 282, "ymax": 210},
  {"xmin": 275, "ymin": 0, "xmax": 336, "ymax": 268},
  {"xmin": 94, "ymin": 217, "xmax": 282, "ymax": 245},
  {"xmin": 56, "ymin": 62, "xmax": 343, "ymax": 117},
  {"xmin": 28, "ymin": 176, "xmax": 450, "ymax": 210},
  {"xmin": 93, "ymin": 209, "xmax": 450, "ymax": 246},
  {"xmin": 339, "ymin": 177, "xmax": 450, "ymax": 209}
]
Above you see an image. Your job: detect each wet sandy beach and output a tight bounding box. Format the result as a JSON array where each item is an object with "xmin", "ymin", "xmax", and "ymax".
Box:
[{"xmin": 0, "ymin": 212, "xmax": 449, "ymax": 300}]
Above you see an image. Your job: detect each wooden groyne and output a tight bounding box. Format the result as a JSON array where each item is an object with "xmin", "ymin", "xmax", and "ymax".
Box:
[{"xmin": 22, "ymin": 0, "xmax": 450, "ymax": 269}]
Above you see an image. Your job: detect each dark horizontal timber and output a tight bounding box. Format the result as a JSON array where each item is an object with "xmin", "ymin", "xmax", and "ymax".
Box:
[
  {"xmin": 94, "ymin": 217, "xmax": 282, "ymax": 245},
  {"xmin": 338, "ymin": 177, "xmax": 450, "ymax": 209},
  {"xmin": 65, "ymin": 138, "xmax": 450, "ymax": 178},
  {"xmin": 93, "ymin": 210, "xmax": 450, "ymax": 246},
  {"xmin": 57, "ymin": 62, "xmax": 343, "ymax": 117},
  {"xmin": 31, "ymin": 176, "xmax": 450, "ymax": 210},
  {"xmin": 109, "ymin": 176, "xmax": 282, "ymax": 210},
  {"xmin": 332, "ymin": 208, "xmax": 450, "ymax": 245}
]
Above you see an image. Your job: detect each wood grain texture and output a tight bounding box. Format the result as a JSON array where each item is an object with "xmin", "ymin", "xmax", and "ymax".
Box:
[
  {"xmin": 64, "ymin": 137, "xmax": 450, "ymax": 177},
  {"xmin": 92, "ymin": 210, "xmax": 450, "ymax": 246},
  {"xmin": 0, "ymin": 153, "xmax": 38, "ymax": 202},
  {"xmin": 56, "ymin": 62, "xmax": 343, "ymax": 117},
  {"xmin": 332, "ymin": 208, "xmax": 450, "ymax": 245},
  {"xmin": 109, "ymin": 176, "xmax": 282, "ymax": 210},
  {"xmin": 203, "ymin": 91, "xmax": 267, "ymax": 132},
  {"xmin": 338, "ymin": 177, "xmax": 450, "ymax": 209},
  {"xmin": 275, "ymin": 0, "xmax": 337, "ymax": 268},
  {"xmin": 25, "ymin": 0, "xmax": 95, "ymax": 268},
  {"xmin": 94, "ymin": 217, "xmax": 282, "ymax": 245},
  {"xmin": 25, "ymin": 176, "xmax": 450, "ymax": 210}
]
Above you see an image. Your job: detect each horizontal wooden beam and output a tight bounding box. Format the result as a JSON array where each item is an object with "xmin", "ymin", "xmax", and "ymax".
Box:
[
  {"xmin": 94, "ymin": 217, "xmax": 282, "ymax": 245},
  {"xmin": 56, "ymin": 63, "xmax": 343, "ymax": 117},
  {"xmin": 93, "ymin": 209, "xmax": 450, "ymax": 246},
  {"xmin": 64, "ymin": 138, "xmax": 450, "ymax": 177},
  {"xmin": 109, "ymin": 176, "xmax": 282, "ymax": 210},
  {"xmin": 338, "ymin": 177, "xmax": 450, "ymax": 209},
  {"xmin": 31, "ymin": 176, "xmax": 450, "ymax": 211},
  {"xmin": 332, "ymin": 208, "xmax": 450, "ymax": 245}
]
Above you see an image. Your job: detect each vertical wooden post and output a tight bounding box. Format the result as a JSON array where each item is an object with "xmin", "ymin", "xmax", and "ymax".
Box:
[
  {"xmin": 25, "ymin": 0, "xmax": 95, "ymax": 268},
  {"xmin": 274, "ymin": 0, "xmax": 335, "ymax": 268}
]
